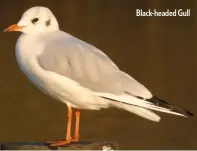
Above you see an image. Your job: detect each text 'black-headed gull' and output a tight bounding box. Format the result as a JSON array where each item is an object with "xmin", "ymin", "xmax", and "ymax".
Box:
[{"xmin": 4, "ymin": 6, "xmax": 193, "ymax": 146}]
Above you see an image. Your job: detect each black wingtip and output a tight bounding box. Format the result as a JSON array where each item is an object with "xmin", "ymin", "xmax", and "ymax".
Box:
[
  {"xmin": 151, "ymin": 96, "xmax": 194, "ymax": 117},
  {"xmin": 186, "ymin": 111, "xmax": 194, "ymax": 116}
]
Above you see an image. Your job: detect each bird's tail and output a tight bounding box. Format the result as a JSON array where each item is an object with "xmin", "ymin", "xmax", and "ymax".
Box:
[
  {"xmin": 145, "ymin": 96, "xmax": 194, "ymax": 117},
  {"xmin": 95, "ymin": 93, "xmax": 194, "ymax": 121},
  {"xmin": 111, "ymin": 101, "xmax": 161, "ymax": 122}
]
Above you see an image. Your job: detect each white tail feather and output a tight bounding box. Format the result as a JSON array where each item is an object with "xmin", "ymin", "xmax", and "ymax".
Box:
[
  {"xmin": 95, "ymin": 92, "xmax": 187, "ymax": 117},
  {"xmin": 111, "ymin": 102, "xmax": 161, "ymax": 122}
]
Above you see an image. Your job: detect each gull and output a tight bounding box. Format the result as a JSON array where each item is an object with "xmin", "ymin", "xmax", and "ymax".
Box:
[{"xmin": 4, "ymin": 6, "xmax": 193, "ymax": 146}]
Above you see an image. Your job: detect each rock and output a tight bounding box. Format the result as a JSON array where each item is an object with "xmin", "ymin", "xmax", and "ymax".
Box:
[{"xmin": 1, "ymin": 141, "xmax": 119, "ymax": 150}]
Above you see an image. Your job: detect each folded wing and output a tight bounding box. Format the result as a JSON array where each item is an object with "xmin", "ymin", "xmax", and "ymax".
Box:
[{"xmin": 38, "ymin": 32, "xmax": 152, "ymax": 99}]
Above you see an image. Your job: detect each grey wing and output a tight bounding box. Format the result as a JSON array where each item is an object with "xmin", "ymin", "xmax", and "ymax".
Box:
[{"xmin": 37, "ymin": 34, "xmax": 152, "ymax": 98}]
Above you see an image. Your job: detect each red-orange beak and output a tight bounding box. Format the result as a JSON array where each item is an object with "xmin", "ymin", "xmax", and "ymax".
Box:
[{"xmin": 3, "ymin": 24, "xmax": 24, "ymax": 32}]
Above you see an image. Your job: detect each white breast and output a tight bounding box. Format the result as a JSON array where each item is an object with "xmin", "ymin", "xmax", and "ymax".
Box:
[{"xmin": 15, "ymin": 34, "xmax": 49, "ymax": 94}]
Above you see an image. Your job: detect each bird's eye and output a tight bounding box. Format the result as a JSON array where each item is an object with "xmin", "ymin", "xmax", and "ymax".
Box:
[{"xmin": 31, "ymin": 18, "xmax": 39, "ymax": 24}]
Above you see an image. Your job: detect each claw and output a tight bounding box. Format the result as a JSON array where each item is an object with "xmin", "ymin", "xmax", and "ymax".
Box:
[
  {"xmin": 46, "ymin": 140, "xmax": 71, "ymax": 147},
  {"xmin": 45, "ymin": 137, "xmax": 78, "ymax": 147}
]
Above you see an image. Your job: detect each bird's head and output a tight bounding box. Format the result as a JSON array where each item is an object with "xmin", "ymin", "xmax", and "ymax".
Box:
[{"xmin": 4, "ymin": 6, "xmax": 59, "ymax": 35}]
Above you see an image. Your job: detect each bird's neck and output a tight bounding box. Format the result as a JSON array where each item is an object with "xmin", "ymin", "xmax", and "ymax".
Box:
[
  {"xmin": 16, "ymin": 34, "xmax": 44, "ymax": 58},
  {"xmin": 15, "ymin": 34, "xmax": 44, "ymax": 72}
]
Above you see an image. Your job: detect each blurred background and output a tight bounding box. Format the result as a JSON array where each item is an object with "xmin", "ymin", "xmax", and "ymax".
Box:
[{"xmin": 0, "ymin": 0, "xmax": 196, "ymax": 149}]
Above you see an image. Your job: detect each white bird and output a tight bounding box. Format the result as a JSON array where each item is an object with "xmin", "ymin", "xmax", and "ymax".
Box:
[{"xmin": 4, "ymin": 6, "xmax": 193, "ymax": 147}]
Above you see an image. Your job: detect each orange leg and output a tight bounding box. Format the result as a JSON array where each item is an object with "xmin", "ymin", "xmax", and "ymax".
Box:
[
  {"xmin": 46, "ymin": 106, "xmax": 73, "ymax": 146},
  {"xmin": 66, "ymin": 106, "xmax": 72, "ymax": 141},
  {"xmin": 71, "ymin": 109, "xmax": 80, "ymax": 142}
]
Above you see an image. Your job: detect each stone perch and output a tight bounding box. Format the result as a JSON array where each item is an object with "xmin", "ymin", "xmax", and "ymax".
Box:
[{"xmin": 0, "ymin": 141, "xmax": 119, "ymax": 150}]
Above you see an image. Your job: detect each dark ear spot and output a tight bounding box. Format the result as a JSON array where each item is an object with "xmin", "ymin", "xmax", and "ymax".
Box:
[{"xmin": 45, "ymin": 19, "xmax": 51, "ymax": 27}]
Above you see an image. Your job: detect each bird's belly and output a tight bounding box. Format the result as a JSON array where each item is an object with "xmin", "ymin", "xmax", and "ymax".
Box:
[{"xmin": 18, "ymin": 58, "xmax": 108, "ymax": 110}]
